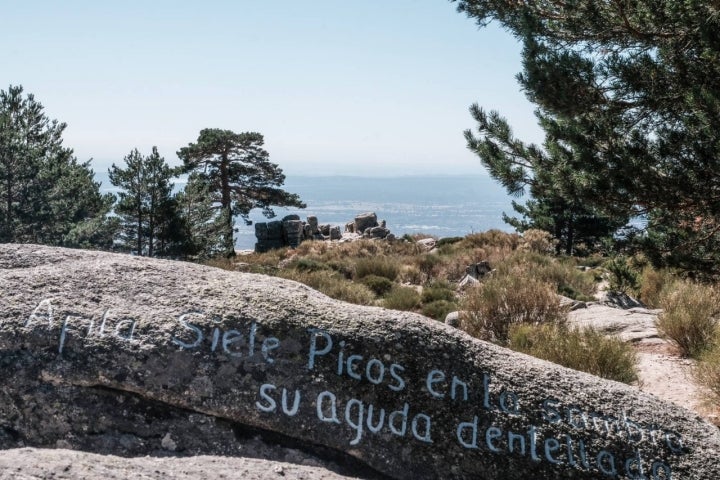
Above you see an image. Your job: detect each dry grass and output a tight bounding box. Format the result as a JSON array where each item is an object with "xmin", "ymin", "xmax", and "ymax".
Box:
[
  {"xmin": 518, "ymin": 228, "xmax": 557, "ymax": 254},
  {"xmin": 657, "ymin": 280, "xmax": 720, "ymax": 358},
  {"xmin": 460, "ymin": 229, "xmax": 520, "ymax": 250},
  {"xmin": 636, "ymin": 267, "xmax": 676, "ymax": 308},
  {"xmin": 696, "ymin": 341, "xmax": 720, "ymax": 405},
  {"xmin": 495, "ymin": 251, "xmax": 596, "ymax": 301},
  {"xmin": 354, "ymin": 255, "xmax": 401, "ymax": 281},
  {"xmin": 278, "ymin": 269, "xmax": 375, "ymax": 306},
  {"xmin": 508, "ymin": 323, "xmax": 638, "ymax": 384},
  {"xmin": 460, "ymin": 271, "xmax": 568, "ymax": 344}
]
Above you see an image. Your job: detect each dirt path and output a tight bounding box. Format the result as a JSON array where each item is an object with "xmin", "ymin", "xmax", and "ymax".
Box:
[{"xmin": 568, "ymin": 301, "xmax": 720, "ymax": 426}]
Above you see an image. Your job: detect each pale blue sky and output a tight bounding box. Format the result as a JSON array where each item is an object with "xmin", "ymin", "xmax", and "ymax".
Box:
[{"xmin": 2, "ymin": 0, "xmax": 542, "ymax": 176}]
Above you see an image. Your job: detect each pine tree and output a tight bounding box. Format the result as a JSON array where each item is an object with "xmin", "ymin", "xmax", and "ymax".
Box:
[
  {"xmin": 109, "ymin": 147, "xmax": 178, "ymax": 256},
  {"xmin": 465, "ymin": 105, "xmax": 628, "ymax": 255},
  {"xmin": 0, "ymin": 85, "xmax": 114, "ymax": 246},
  {"xmin": 174, "ymin": 173, "xmax": 225, "ymax": 259},
  {"xmin": 454, "ymin": 1, "xmax": 720, "ymax": 273},
  {"xmin": 177, "ymin": 129, "xmax": 305, "ymax": 257}
]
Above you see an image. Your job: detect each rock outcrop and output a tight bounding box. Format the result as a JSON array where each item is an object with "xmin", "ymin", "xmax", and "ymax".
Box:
[
  {"xmin": 1, "ymin": 244, "xmax": 719, "ymax": 479},
  {"xmin": 255, "ymin": 213, "xmax": 393, "ymax": 252},
  {"xmin": 0, "ymin": 447, "xmax": 371, "ymax": 480}
]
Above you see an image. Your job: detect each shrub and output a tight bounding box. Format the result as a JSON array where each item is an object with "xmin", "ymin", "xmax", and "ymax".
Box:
[
  {"xmin": 460, "ymin": 272, "xmax": 567, "ymax": 344},
  {"xmin": 657, "ymin": 280, "xmax": 720, "ymax": 358},
  {"xmin": 696, "ymin": 342, "xmax": 720, "ymax": 405},
  {"xmin": 434, "ymin": 251, "xmax": 478, "ymax": 282},
  {"xmin": 496, "ymin": 252, "xmax": 596, "ymax": 301},
  {"xmin": 461, "ymin": 229, "xmax": 520, "ymax": 250},
  {"xmin": 422, "ymin": 300, "xmax": 457, "ymax": 321},
  {"xmin": 360, "ymin": 275, "xmax": 394, "ymax": 296},
  {"xmin": 508, "ymin": 324, "xmax": 638, "ymax": 384},
  {"xmin": 579, "ymin": 254, "xmax": 606, "ymax": 269},
  {"xmin": 294, "ymin": 240, "xmax": 329, "ymax": 256},
  {"xmin": 206, "ymin": 248, "xmax": 289, "ymax": 272},
  {"xmin": 421, "ymin": 281, "xmax": 456, "ymax": 303},
  {"xmin": 398, "ymin": 264, "xmax": 424, "ymax": 285},
  {"xmin": 384, "ymin": 286, "xmax": 421, "ymax": 311},
  {"xmin": 606, "ymin": 256, "xmax": 640, "ymax": 294},
  {"xmin": 636, "ymin": 267, "xmax": 676, "ymax": 309},
  {"xmin": 326, "ymin": 259, "xmax": 354, "ymax": 279},
  {"xmin": 437, "ymin": 236, "xmax": 463, "ymax": 248},
  {"xmin": 519, "ymin": 229, "xmax": 557, "ymax": 254},
  {"xmin": 354, "ymin": 256, "xmax": 400, "ymax": 281},
  {"xmin": 279, "ymin": 270, "xmax": 375, "ymax": 306},
  {"xmin": 322, "ymin": 280, "xmax": 377, "ymax": 306},
  {"xmin": 292, "ymin": 258, "xmax": 330, "ymax": 272},
  {"xmin": 416, "ymin": 254, "xmax": 444, "ymax": 280}
]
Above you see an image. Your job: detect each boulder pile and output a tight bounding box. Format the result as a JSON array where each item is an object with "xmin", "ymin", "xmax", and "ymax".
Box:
[{"xmin": 255, "ymin": 212, "xmax": 392, "ymax": 252}]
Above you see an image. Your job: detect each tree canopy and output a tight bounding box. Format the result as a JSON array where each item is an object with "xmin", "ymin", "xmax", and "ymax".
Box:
[
  {"xmin": 109, "ymin": 147, "xmax": 180, "ymax": 256},
  {"xmin": 454, "ymin": 1, "xmax": 720, "ymax": 273},
  {"xmin": 0, "ymin": 85, "xmax": 115, "ymax": 247},
  {"xmin": 178, "ymin": 129, "xmax": 305, "ymax": 256}
]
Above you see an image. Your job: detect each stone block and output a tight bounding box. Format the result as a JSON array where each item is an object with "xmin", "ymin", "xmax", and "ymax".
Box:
[{"xmin": 354, "ymin": 212, "xmax": 377, "ymax": 234}]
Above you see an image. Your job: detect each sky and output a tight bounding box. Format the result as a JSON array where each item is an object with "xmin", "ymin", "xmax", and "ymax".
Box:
[{"xmin": 1, "ymin": 0, "xmax": 544, "ymax": 177}]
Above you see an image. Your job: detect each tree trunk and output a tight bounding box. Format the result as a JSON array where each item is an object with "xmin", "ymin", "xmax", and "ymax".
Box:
[
  {"xmin": 219, "ymin": 153, "xmax": 234, "ymax": 257},
  {"xmin": 554, "ymin": 220, "xmax": 563, "ymax": 255},
  {"xmin": 137, "ymin": 211, "xmax": 143, "ymax": 256},
  {"xmin": 566, "ymin": 215, "xmax": 575, "ymax": 256},
  {"xmin": 5, "ymin": 181, "xmax": 12, "ymax": 241},
  {"xmin": 148, "ymin": 194, "xmax": 155, "ymax": 258}
]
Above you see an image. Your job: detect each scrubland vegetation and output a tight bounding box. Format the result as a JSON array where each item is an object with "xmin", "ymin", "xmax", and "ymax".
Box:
[{"xmin": 207, "ymin": 228, "xmax": 720, "ymax": 409}]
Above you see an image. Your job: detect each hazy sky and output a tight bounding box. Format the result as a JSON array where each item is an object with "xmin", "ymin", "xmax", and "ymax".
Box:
[{"xmin": 2, "ymin": 0, "xmax": 543, "ymax": 176}]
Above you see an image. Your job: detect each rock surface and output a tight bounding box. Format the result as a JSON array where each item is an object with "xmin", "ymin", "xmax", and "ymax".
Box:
[
  {"xmin": 0, "ymin": 448, "xmax": 368, "ymax": 480},
  {"xmin": 569, "ymin": 304, "xmax": 662, "ymax": 343},
  {"xmin": 1, "ymin": 245, "xmax": 719, "ymax": 479}
]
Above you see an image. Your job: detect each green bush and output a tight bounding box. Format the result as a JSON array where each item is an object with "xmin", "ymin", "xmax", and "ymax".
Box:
[
  {"xmin": 657, "ymin": 280, "xmax": 720, "ymax": 358},
  {"xmin": 508, "ymin": 324, "xmax": 638, "ymax": 384},
  {"xmin": 422, "ymin": 300, "xmax": 457, "ymax": 321},
  {"xmin": 384, "ymin": 286, "xmax": 421, "ymax": 311},
  {"xmin": 606, "ymin": 256, "xmax": 640, "ymax": 293},
  {"xmin": 323, "ymin": 281, "xmax": 377, "ymax": 306},
  {"xmin": 360, "ymin": 275, "xmax": 394, "ymax": 296},
  {"xmin": 293, "ymin": 258, "xmax": 330, "ymax": 272},
  {"xmin": 421, "ymin": 282, "xmax": 455, "ymax": 303},
  {"xmin": 326, "ymin": 259, "xmax": 354, "ymax": 279},
  {"xmin": 354, "ymin": 256, "xmax": 400, "ymax": 281},
  {"xmin": 460, "ymin": 272, "xmax": 568, "ymax": 344}
]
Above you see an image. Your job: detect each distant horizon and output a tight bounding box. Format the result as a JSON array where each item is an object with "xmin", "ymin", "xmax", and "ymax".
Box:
[{"xmin": 93, "ymin": 169, "xmax": 500, "ymax": 185}]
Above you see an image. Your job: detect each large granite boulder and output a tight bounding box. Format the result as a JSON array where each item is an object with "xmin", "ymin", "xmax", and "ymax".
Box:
[
  {"xmin": 255, "ymin": 220, "xmax": 285, "ymax": 253},
  {"xmin": 354, "ymin": 213, "xmax": 378, "ymax": 234},
  {"xmin": 1, "ymin": 244, "xmax": 719, "ymax": 480},
  {"xmin": 0, "ymin": 447, "xmax": 370, "ymax": 480}
]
